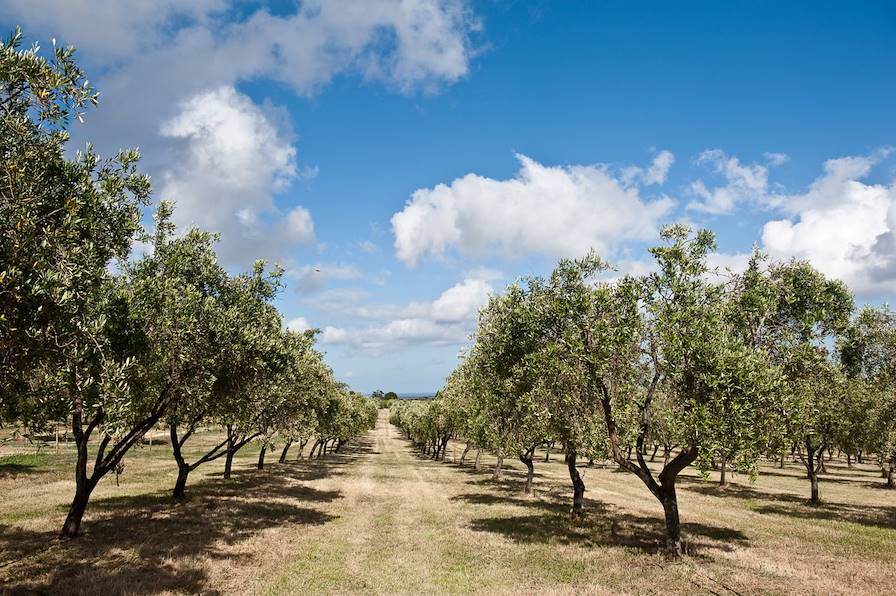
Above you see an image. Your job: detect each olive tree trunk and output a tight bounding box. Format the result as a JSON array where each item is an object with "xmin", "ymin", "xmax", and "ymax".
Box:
[
  {"xmin": 279, "ymin": 439, "xmax": 293, "ymax": 463},
  {"xmin": 492, "ymin": 447, "xmax": 504, "ymax": 480}
]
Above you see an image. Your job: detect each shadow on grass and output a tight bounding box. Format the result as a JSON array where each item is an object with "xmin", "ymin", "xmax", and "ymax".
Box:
[
  {"xmin": 0, "ymin": 453, "xmax": 69, "ymax": 478},
  {"xmin": 751, "ymin": 466, "xmax": 886, "ymax": 489},
  {"xmin": 0, "ymin": 436, "xmax": 382, "ymax": 595},
  {"xmin": 677, "ymin": 476, "xmax": 896, "ymax": 529},
  {"xmin": 461, "ymin": 492, "xmax": 747, "ymax": 556}
]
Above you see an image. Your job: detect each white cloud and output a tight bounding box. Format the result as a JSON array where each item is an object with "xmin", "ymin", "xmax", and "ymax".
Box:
[
  {"xmin": 760, "ymin": 152, "xmax": 896, "ymax": 296},
  {"xmin": 358, "ymin": 240, "xmax": 380, "ymax": 254},
  {"xmin": 286, "ymin": 317, "xmax": 312, "ymax": 332},
  {"xmin": 763, "ymin": 152, "xmax": 790, "ymax": 167},
  {"xmin": 298, "ymin": 165, "xmax": 320, "ymax": 181},
  {"xmin": 289, "ymin": 263, "xmax": 364, "ymax": 292},
  {"xmin": 321, "ymin": 326, "xmax": 349, "ymax": 343},
  {"xmin": 286, "ymin": 207, "xmax": 316, "ymax": 243},
  {"xmin": 622, "ymin": 150, "xmax": 675, "ymax": 186},
  {"xmin": 319, "ymin": 275, "xmax": 492, "ymax": 353},
  {"xmin": 391, "ymin": 153, "xmax": 675, "ymax": 265},
  {"xmin": 8, "ymin": 1, "xmax": 479, "ymax": 265},
  {"xmin": 687, "ymin": 149, "xmax": 783, "ymax": 214},
  {"xmin": 403, "ymin": 277, "xmax": 492, "ymax": 323},
  {"xmin": 158, "ymin": 86, "xmax": 311, "ymax": 264}
]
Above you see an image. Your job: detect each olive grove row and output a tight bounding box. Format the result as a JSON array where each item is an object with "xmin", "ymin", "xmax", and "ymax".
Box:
[
  {"xmin": 0, "ymin": 30, "xmax": 377, "ymax": 538},
  {"xmin": 391, "ymin": 228, "xmax": 896, "ymax": 558}
]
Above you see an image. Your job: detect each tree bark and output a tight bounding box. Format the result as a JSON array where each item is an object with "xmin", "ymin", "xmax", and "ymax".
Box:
[
  {"xmin": 60, "ymin": 425, "xmax": 96, "ymax": 537},
  {"xmin": 173, "ymin": 463, "xmax": 190, "ymax": 500},
  {"xmin": 520, "ymin": 448, "xmax": 535, "ymax": 495},
  {"xmin": 661, "ymin": 489, "xmax": 684, "ymax": 558},
  {"xmin": 492, "ymin": 447, "xmax": 504, "ymax": 480},
  {"xmin": 61, "ymin": 481, "xmax": 93, "ymax": 538},
  {"xmin": 566, "ymin": 449, "xmax": 585, "ymax": 515},
  {"xmin": 887, "ymin": 460, "xmax": 895, "ymax": 489},
  {"xmin": 650, "ymin": 444, "xmax": 659, "ymax": 462},
  {"xmin": 474, "ymin": 448, "xmax": 481, "ymax": 470},
  {"xmin": 545, "ymin": 441, "xmax": 552, "ymax": 462},
  {"xmin": 296, "ymin": 438, "xmax": 308, "ymax": 460},
  {"xmin": 223, "ymin": 448, "xmax": 234, "ymax": 479},
  {"xmin": 257, "ymin": 444, "xmax": 267, "ymax": 469},
  {"xmin": 223, "ymin": 425, "xmax": 235, "ymax": 479},
  {"xmin": 459, "ymin": 442, "xmax": 471, "ymax": 465},
  {"xmin": 279, "ymin": 440, "xmax": 293, "ymax": 463},
  {"xmin": 804, "ymin": 440, "xmax": 821, "ymax": 504},
  {"xmin": 719, "ymin": 454, "xmax": 728, "ymax": 487}
]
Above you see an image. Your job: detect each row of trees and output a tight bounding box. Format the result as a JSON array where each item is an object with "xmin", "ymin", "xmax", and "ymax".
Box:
[
  {"xmin": 392, "ymin": 227, "xmax": 896, "ymax": 558},
  {"xmin": 0, "ymin": 29, "xmax": 376, "ymax": 538}
]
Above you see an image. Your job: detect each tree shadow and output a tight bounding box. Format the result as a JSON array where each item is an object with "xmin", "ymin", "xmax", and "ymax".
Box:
[
  {"xmin": 753, "ymin": 466, "xmax": 885, "ymax": 489},
  {"xmin": 677, "ymin": 477, "xmax": 896, "ymax": 529},
  {"xmin": 0, "ymin": 456, "xmax": 344, "ymax": 594},
  {"xmin": 0, "ymin": 462, "xmax": 47, "ymax": 478},
  {"xmin": 464, "ymin": 496, "xmax": 747, "ymax": 557}
]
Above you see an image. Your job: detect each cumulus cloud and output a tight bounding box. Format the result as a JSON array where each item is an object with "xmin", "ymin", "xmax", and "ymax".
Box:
[
  {"xmin": 158, "ymin": 86, "xmax": 312, "ymax": 264},
  {"xmin": 320, "ymin": 275, "xmax": 493, "ymax": 353},
  {"xmin": 391, "ymin": 154, "xmax": 675, "ymax": 265},
  {"xmin": 403, "ymin": 277, "xmax": 492, "ymax": 322},
  {"xmin": 8, "ymin": 0, "xmax": 479, "ymax": 157},
  {"xmin": 8, "ymin": 0, "xmax": 479, "ymax": 264},
  {"xmin": 286, "ymin": 317, "xmax": 312, "ymax": 332},
  {"xmin": 621, "ymin": 150, "xmax": 675, "ymax": 186},
  {"xmin": 687, "ymin": 149, "xmax": 786, "ymax": 214},
  {"xmin": 760, "ymin": 151, "xmax": 896, "ymax": 296}
]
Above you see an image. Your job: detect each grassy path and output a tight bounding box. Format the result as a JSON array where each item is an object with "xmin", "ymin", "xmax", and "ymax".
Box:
[{"xmin": 2, "ymin": 410, "xmax": 895, "ymax": 594}]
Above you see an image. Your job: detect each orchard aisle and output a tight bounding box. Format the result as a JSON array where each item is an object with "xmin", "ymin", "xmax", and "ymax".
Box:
[
  {"xmin": 250, "ymin": 409, "xmax": 492, "ymax": 595},
  {"xmin": 239, "ymin": 408, "xmax": 896, "ymax": 596}
]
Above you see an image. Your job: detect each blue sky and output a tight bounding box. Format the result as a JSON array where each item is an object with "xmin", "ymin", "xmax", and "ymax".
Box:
[{"xmin": 5, "ymin": 1, "xmax": 896, "ymax": 393}]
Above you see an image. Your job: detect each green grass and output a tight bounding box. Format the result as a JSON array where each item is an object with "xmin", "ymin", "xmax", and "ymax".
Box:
[{"xmin": 1, "ymin": 415, "xmax": 895, "ymax": 595}]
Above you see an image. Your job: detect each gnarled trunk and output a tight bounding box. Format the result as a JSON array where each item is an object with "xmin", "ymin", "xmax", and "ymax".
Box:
[
  {"xmin": 804, "ymin": 440, "xmax": 821, "ymax": 504},
  {"xmin": 492, "ymin": 447, "xmax": 504, "ymax": 480},
  {"xmin": 60, "ymin": 431, "xmax": 95, "ymax": 538},
  {"xmin": 257, "ymin": 444, "xmax": 267, "ymax": 469},
  {"xmin": 566, "ymin": 449, "xmax": 585, "ymax": 515},
  {"xmin": 279, "ymin": 440, "xmax": 293, "ymax": 463},
  {"xmin": 520, "ymin": 448, "xmax": 535, "ymax": 495},
  {"xmin": 459, "ymin": 442, "xmax": 472, "ymax": 465},
  {"xmin": 660, "ymin": 486, "xmax": 683, "ymax": 558},
  {"xmin": 173, "ymin": 463, "xmax": 190, "ymax": 500},
  {"xmin": 223, "ymin": 425, "xmax": 235, "ymax": 479}
]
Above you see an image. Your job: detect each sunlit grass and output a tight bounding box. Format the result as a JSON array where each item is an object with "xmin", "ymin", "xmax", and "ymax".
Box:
[{"xmin": 1, "ymin": 413, "xmax": 894, "ymax": 595}]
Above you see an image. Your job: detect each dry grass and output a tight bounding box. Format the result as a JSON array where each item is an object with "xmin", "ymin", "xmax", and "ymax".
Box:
[{"xmin": 1, "ymin": 412, "xmax": 895, "ymax": 595}]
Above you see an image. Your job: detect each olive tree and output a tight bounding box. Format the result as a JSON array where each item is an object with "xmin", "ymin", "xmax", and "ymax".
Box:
[
  {"xmin": 593, "ymin": 227, "xmax": 780, "ymax": 557},
  {"xmin": 840, "ymin": 306, "xmax": 896, "ymax": 486},
  {"xmin": 755, "ymin": 260, "xmax": 854, "ymax": 503}
]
